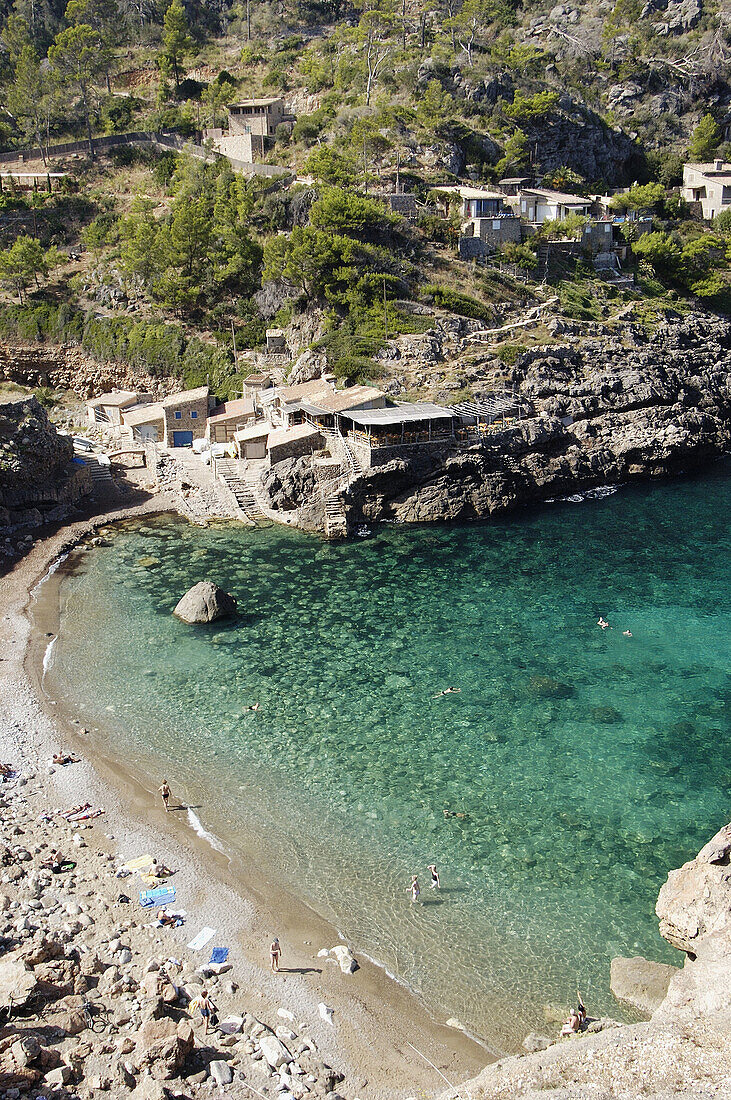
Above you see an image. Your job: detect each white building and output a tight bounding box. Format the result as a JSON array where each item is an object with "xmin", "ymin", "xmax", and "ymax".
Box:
[
  {"xmin": 682, "ymin": 161, "xmax": 731, "ymax": 220},
  {"xmin": 517, "ymin": 188, "xmax": 592, "ymax": 224}
]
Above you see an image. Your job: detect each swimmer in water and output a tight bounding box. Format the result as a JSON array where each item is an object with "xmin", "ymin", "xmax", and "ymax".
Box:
[
  {"xmin": 434, "ymin": 687, "xmax": 462, "ymax": 697},
  {"xmin": 623, "ymin": 630, "xmax": 632, "ymax": 637},
  {"xmin": 597, "ymin": 617, "xmax": 609, "ymax": 630}
]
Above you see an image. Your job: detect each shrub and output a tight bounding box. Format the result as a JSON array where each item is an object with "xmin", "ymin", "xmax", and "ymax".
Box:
[{"xmin": 423, "ymin": 284, "xmax": 491, "ymax": 322}]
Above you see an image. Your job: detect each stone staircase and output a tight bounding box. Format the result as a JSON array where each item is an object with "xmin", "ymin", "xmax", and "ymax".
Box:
[
  {"xmin": 323, "ymin": 488, "xmax": 348, "ymax": 540},
  {"xmin": 342, "ymin": 437, "xmax": 363, "ymax": 476},
  {"xmin": 216, "ymin": 459, "xmax": 266, "ymax": 524}
]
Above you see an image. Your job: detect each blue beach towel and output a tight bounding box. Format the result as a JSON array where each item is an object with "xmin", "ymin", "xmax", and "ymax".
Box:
[
  {"xmin": 209, "ymin": 947, "xmax": 229, "ymax": 964},
  {"xmin": 139, "ymin": 886, "xmax": 176, "ymax": 908}
]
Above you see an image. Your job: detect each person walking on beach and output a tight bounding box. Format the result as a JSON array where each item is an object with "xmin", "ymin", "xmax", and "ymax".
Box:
[
  {"xmin": 197, "ymin": 990, "xmax": 216, "ymax": 1034},
  {"xmin": 270, "ymin": 937, "xmax": 282, "ymax": 972},
  {"xmin": 428, "ymin": 863, "xmax": 440, "ymax": 889},
  {"xmin": 409, "ymin": 875, "xmax": 421, "ymax": 903},
  {"xmin": 158, "ymin": 780, "xmax": 171, "ymax": 812}
]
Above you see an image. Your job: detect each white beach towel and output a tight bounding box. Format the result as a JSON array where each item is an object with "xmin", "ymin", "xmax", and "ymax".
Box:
[{"xmin": 187, "ymin": 926, "xmax": 217, "ymax": 951}]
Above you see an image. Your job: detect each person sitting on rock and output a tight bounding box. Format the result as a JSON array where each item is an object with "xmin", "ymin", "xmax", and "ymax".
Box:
[{"xmin": 560, "ymin": 1009, "xmax": 581, "ymax": 1037}]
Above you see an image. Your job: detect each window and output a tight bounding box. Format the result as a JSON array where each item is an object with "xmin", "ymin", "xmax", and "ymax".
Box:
[
  {"xmin": 191, "ymin": 410, "xmax": 198, "ymax": 419},
  {"xmin": 475, "ymin": 199, "xmax": 500, "ymax": 216},
  {"xmin": 174, "ymin": 411, "xmax": 181, "ymax": 420}
]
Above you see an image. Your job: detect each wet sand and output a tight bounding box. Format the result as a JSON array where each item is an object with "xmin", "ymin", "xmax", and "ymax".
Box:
[{"xmin": 1, "ymin": 499, "xmax": 489, "ymax": 1098}]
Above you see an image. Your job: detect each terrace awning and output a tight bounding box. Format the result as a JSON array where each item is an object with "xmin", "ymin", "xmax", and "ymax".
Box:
[{"xmin": 342, "ymin": 403, "xmax": 456, "ymax": 426}]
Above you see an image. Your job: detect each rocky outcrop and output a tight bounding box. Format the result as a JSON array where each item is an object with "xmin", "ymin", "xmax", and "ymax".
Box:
[
  {"xmin": 344, "ymin": 312, "xmax": 731, "ymax": 529},
  {"xmin": 609, "ymin": 956, "xmax": 679, "ymax": 1016},
  {"xmin": 449, "ymin": 821, "xmax": 731, "ymax": 1099},
  {"xmin": 0, "ymin": 398, "xmax": 91, "ymax": 547},
  {"xmin": 655, "ymin": 823, "xmax": 731, "ymax": 956},
  {"xmin": 173, "ymin": 581, "xmax": 237, "ymax": 624},
  {"xmin": 0, "ymin": 341, "xmax": 177, "ymax": 402}
]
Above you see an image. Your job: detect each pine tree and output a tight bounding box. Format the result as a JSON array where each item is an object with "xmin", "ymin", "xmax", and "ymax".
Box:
[{"xmin": 160, "ymin": 0, "xmax": 192, "ymax": 93}]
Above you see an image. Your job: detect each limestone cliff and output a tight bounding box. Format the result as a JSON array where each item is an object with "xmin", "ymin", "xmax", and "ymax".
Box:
[
  {"xmin": 446, "ymin": 821, "xmax": 731, "ymax": 1100},
  {"xmin": 0, "ymin": 342, "xmax": 177, "ymax": 402}
]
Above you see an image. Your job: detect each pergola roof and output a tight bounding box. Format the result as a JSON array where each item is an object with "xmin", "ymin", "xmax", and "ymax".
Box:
[{"xmin": 342, "ymin": 403, "xmax": 455, "ymax": 426}]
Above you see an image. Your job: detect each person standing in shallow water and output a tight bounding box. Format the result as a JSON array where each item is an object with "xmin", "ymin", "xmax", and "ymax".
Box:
[
  {"xmin": 270, "ymin": 937, "xmax": 281, "ymax": 972},
  {"xmin": 409, "ymin": 875, "xmax": 420, "ymax": 902},
  {"xmin": 428, "ymin": 863, "xmax": 440, "ymax": 889},
  {"xmin": 158, "ymin": 780, "xmax": 171, "ymax": 811}
]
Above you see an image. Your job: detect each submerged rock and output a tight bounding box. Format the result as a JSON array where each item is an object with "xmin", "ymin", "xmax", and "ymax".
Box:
[{"xmin": 172, "ymin": 581, "xmax": 237, "ymax": 624}]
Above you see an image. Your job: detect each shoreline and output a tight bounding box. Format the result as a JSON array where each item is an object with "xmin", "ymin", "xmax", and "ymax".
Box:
[{"xmin": 1, "ymin": 499, "xmax": 489, "ymax": 1098}]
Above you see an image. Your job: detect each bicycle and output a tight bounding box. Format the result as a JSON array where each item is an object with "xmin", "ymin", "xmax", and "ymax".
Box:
[{"xmin": 81, "ymin": 999, "xmax": 110, "ymax": 1033}]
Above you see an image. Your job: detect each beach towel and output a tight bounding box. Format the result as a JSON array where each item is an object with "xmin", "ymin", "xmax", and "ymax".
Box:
[
  {"xmin": 123, "ymin": 854, "xmax": 153, "ymax": 872},
  {"xmin": 209, "ymin": 947, "xmax": 229, "ymax": 965},
  {"xmin": 187, "ymin": 926, "xmax": 216, "ymax": 951},
  {"xmin": 139, "ymin": 886, "xmax": 176, "ymax": 908}
]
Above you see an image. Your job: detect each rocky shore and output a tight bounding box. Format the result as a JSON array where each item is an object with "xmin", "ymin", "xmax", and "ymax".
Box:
[
  {"xmin": 259, "ymin": 310, "xmax": 731, "ymax": 532},
  {"xmin": 0, "ymin": 758, "xmax": 359, "ymax": 1100}
]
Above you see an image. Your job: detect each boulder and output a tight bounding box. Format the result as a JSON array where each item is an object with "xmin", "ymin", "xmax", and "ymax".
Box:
[
  {"xmin": 0, "ymin": 956, "xmax": 37, "ymax": 1008},
  {"xmin": 209, "ymin": 1059, "xmax": 234, "ymax": 1085},
  {"xmin": 259, "ymin": 1033, "xmax": 292, "ymax": 1068},
  {"xmin": 173, "ymin": 581, "xmax": 237, "ymax": 624},
  {"xmin": 329, "ymin": 945, "xmax": 359, "ymax": 975},
  {"xmin": 136, "ymin": 1016, "xmax": 194, "ymax": 1079},
  {"xmin": 610, "ymin": 956, "xmax": 679, "ymax": 1016}
]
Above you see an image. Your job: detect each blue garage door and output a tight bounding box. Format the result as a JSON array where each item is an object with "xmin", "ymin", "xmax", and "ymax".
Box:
[{"xmin": 172, "ymin": 430, "xmax": 193, "ymax": 447}]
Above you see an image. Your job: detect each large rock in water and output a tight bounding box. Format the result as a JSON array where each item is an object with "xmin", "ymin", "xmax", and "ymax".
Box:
[
  {"xmin": 173, "ymin": 581, "xmax": 236, "ymax": 624},
  {"xmin": 610, "ymin": 955, "xmax": 679, "ymax": 1016}
]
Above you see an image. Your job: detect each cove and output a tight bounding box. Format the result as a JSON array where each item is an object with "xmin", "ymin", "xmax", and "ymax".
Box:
[{"xmin": 44, "ymin": 463, "xmax": 731, "ymax": 1051}]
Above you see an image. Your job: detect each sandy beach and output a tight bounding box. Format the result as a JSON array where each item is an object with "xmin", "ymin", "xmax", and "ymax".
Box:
[{"xmin": 0, "ymin": 496, "xmax": 488, "ymax": 1099}]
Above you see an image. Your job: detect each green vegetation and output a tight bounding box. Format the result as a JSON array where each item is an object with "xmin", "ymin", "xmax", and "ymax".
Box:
[{"xmin": 0, "ymin": 0, "xmax": 728, "ymax": 395}]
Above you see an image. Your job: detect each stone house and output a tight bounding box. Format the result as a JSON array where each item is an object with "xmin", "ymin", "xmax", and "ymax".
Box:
[
  {"xmin": 265, "ymin": 379, "xmax": 335, "ymax": 428},
  {"xmin": 267, "ymin": 423, "xmax": 322, "ymax": 465},
  {"xmin": 161, "ymin": 386, "xmax": 210, "ymax": 447},
  {"xmin": 228, "ymin": 98, "xmax": 288, "ymax": 139},
  {"xmin": 121, "ymin": 402, "xmax": 164, "ymax": 443},
  {"xmin": 86, "ymin": 390, "xmax": 141, "ymax": 429},
  {"xmin": 206, "ymin": 398, "xmax": 256, "ymax": 444},
  {"xmin": 234, "ymin": 422, "xmax": 270, "ymax": 461},
  {"xmin": 682, "ymin": 161, "xmax": 731, "ymax": 220},
  {"xmin": 437, "ymin": 185, "xmax": 522, "ymax": 252}
]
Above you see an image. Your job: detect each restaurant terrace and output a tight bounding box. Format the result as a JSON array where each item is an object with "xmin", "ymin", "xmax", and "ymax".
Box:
[{"xmin": 340, "ymin": 403, "xmax": 459, "ymax": 450}]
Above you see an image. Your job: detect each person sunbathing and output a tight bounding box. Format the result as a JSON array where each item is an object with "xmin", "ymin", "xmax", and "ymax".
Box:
[
  {"xmin": 59, "ymin": 803, "xmax": 91, "ymax": 819},
  {"xmin": 52, "ymin": 752, "xmax": 79, "ymax": 766},
  {"xmin": 0, "ymin": 763, "xmax": 14, "ymax": 777},
  {"xmin": 560, "ymin": 1009, "xmax": 581, "ymax": 1036},
  {"xmin": 67, "ymin": 807, "xmax": 105, "ymax": 822},
  {"xmin": 150, "ymin": 859, "xmax": 174, "ymax": 877},
  {"xmin": 154, "ymin": 908, "xmax": 184, "ymax": 928},
  {"xmin": 41, "ymin": 848, "xmax": 65, "ymax": 870}
]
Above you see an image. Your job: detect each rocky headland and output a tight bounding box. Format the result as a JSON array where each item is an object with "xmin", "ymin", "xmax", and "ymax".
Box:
[{"xmin": 259, "ymin": 310, "xmax": 731, "ymax": 533}]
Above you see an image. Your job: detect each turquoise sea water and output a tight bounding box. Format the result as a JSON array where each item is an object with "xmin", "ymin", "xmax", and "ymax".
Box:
[{"xmin": 46, "ymin": 465, "xmax": 731, "ymax": 1051}]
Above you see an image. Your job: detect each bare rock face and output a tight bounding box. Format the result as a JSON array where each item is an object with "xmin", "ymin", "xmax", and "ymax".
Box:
[
  {"xmin": 610, "ymin": 956, "xmax": 679, "ymax": 1016},
  {"xmin": 172, "ymin": 581, "xmax": 237, "ymax": 624},
  {"xmin": 0, "ymin": 956, "xmax": 37, "ymax": 1008},
  {"xmin": 655, "ymin": 823, "xmax": 731, "ymax": 956}
]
